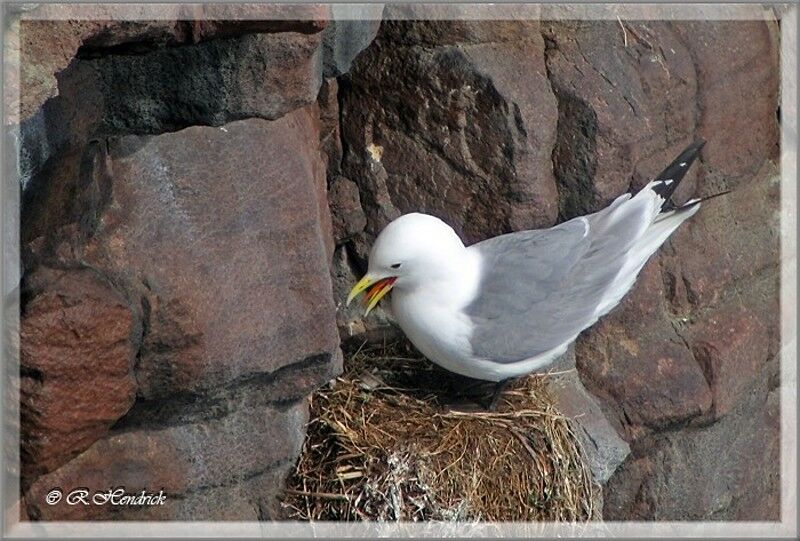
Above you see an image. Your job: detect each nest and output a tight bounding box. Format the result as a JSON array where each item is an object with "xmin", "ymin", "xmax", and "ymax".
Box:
[{"xmin": 281, "ymin": 340, "xmax": 599, "ymax": 522}]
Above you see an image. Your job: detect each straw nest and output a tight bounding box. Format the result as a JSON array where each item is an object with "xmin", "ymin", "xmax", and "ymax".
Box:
[{"xmin": 281, "ymin": 340, "xmax": 599, "ymax": 522}]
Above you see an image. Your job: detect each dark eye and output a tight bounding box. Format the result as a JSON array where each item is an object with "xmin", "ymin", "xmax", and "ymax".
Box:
[{"xmin": 390, "ymin": 263, "xmax": 402, "ymax": 269}]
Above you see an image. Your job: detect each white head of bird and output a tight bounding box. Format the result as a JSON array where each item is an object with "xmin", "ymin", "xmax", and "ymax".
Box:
[{"xmin": 346, "ymin": 213, "xmax": 472, "ymax": 315}]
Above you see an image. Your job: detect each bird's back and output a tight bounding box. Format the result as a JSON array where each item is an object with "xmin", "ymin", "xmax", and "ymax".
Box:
[{"xmin": 464, "ymin": 180, "xmax": 698, "ymax": 374}]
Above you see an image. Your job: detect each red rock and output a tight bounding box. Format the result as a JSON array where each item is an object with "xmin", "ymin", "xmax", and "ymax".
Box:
[
  {"xmin": 661, "ymin": 163, "xmax": 780, "ymax": 309},
  {"xmin": 672, "ymin": 21, "xmax": 780, "ymax": 182},
  {"xmin": 17, "ymin": 11, "xmax": 386, "ymax": 196},
  {"xmin": 19, "ymin": 30, "xmax": 329, "ymax": 210},
  {"xmin": 24, "ymin": 110, "xmax": 341, "ymax": 401},
  {"xmin": 546, "ymin": 24, "xmax": 780, "ymax": 521},
  {"xmin": 328, "ymin": 176, "xmax": 367, "ymax": 243},
  {"xmin": 88, "ymin": 31, "xmax": 325, "ymax": 133},
  {"xmin": 688, "ymin": 301, "xmax": 772, "ymax": 419},
  {"xmin": 20, "ymin": 267, "xmax": 138, "ymax": 479},
  {"xmin": 542, "ymin": 20, "xmax": 699, "ymax": 216},
  {"xmin": 603, "ymin": 380, "xmax": 779, "ymax": 520},
  {"xmin": 341, "ymin": 20, "xmax": 559, "ymax": 244},
  {"xmin": 188, "ymin": 4, "xmax": 329, "ymax": 42},
  {"xmin": 379, "ymin": 14, "xmax": 542, "ymax": 46},
  {"xmin": 25, "ymin": 399, "xmax": 308, "ymax": 520},
  {"xmin": 460, "ymin": 40, "xmax": 560, "ymax": 233},
  {"xmin": 547, "ymin": 369, "xmax": 630, "ymax": 484},
  {"xmin": 318, "ymin": 78, "xmax": 343, "ymax": 176},
  {"xmin": 576, "ymin": 262, "xmax": 713, "ymax": 433},
  {"xmin": 97, "ymin": 112, "xmax": 338, "ymax": 398},
  {"xmin": 307, "ymin": 102, "xmax": 336, "ymax": 264},
  {"xmin": 19, "ymin": 19, "xmax": 350, "ymax": 518},
  {"xmin": 13, "ymin": 4, "xmax": 332, "ymax": 123},
  {"xmin": 15, "ymin": 19, "xmax": 180, "ymax": 123}
]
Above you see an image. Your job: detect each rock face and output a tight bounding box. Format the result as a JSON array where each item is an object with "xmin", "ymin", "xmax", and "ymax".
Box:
[
  {"xmin": 334, "ymin": 17, "xmax": 780, "ymax": 521},
  {"xmin": 9, "ymin": 4, "xmax": 330, "ymax": 123},
  {"xmin": 542, "ymin": 21, "xmax": 780, "ymax": 519},
  {"xmin": 99, "ymin": 114, "xmax": 337, "ymax": 399},
  {"xmin": 341, "ymin": 18, "xmax": 560, "ymax": 245},
  {"xmin": 14, "ymin": 6, "xmax": 379, "ymax": 521},
  {"xmin": 20, "ymin": 112, "xmax": 342, "ymax": 519},
  {"xmin": 20, "ymin": 267, "xmax": 139, "ymax": 480},
  {"xmin": 26, "ymin": 398, "xmax": 311, "ymax": 520},
  {"xmin": 85, "ymin": 32, "xmax": 325, "ymax": 134},
  {"xmin": 18, "ymin": 32, "xmax": 325, "ymax": 194},
  {"xmin": 15, "ymin": 9, "xmax": 781, "ymax": 523}
]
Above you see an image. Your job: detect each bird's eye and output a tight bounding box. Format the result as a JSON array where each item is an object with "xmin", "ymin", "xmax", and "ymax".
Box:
[{"xmin": 390, "ymin": 263, "xmax": 402, "ymax": 269}]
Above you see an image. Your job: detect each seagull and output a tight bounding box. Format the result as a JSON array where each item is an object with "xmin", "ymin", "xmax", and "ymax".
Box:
[{"xmin": 347, "ymin": 140, "xmax": 716, "ymax": 406}]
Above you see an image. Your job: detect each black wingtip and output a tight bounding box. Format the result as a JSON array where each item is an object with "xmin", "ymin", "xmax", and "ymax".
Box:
[{"xmin": 652, "ymin": 139, "xmax": 706, "ymax": 209}]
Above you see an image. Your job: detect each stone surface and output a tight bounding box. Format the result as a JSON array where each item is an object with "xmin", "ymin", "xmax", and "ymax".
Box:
[
  {"xmin": 317, "ymin": 78, "xmax": 343, "ymax": 177},
  {"xmin": 672, "ymin": 21, "xmax": 780, "ymax": 183},
  {"xmin": 10, "ymin": 4, "xmax": 331, "ymax": 123},
  {"xmin": 87, "ymin": 32, "xmax": 324, "ymax": 134},
  {"xmin": 4, "ymin": 290, "xmax": 22, "ymax": 496},
  {"xmin": 25, "ymin": 397, "xmax": 310, "ymax": 520},
  {"xmin": 603, "ymin": 373, "xmax": 780, "ymax": 520},
  {"xmin": 688, "ymin": 298, "xmax": 773, "ymax": 419},
  {"xmin": 21, "ymin": 29, "xmax": 328, "ymax": 190},
  {"xmin": 20, "ymin": 112, "xmax": 343, "ymax": 519},
  {"xmin": 308, "ymin": 102, "xmax": 337, "ymax": 264},
  {"xmin": 340, "ymin": 20, "xmax": 559, "ymax": 245},
  {"xmin": 13, "ymin": 19, "xmax": 179, "ymax": 124},
  {"xmin": 576, "ymin": 263, "xmax": 714, "ymax": 436},
  {"xmin": 15, "ymin": 8, "xmax": 384, "ymax": 193},
  {"xmin": 15, "ymin": 10, "xmax": 372, "ymax": 519},
  {"xmin": 542, "ymin": 20, "xmax": 700, "ymax": 218},
  {"xmin": 380, "ymin": 7, "xmax": 542, "ymax": 46},
  {"xmin": 551, "ymin": 20, "xmax": 781, "ymax": 519},
  {"xmin": 19, "ymin": 266, "xmax": 139, "ymax": 480},
  {"xmin": 328, "ymin": 176, "xmax": 367, "ymax": 244},
  {"xmin": 660, "ymin": 164, "xmax": 781, "ymax": 310},
  {"xmin": 90, "ymin": 113, "xmax": 336, "ymax": 399},
  {"xmin": 546, "ymin": 350, "xmax": 630, "ymax": 485}
]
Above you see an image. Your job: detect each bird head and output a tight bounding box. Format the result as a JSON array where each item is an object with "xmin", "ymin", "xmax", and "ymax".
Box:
[{"xmin": 347, "ymin": 213, "xmax": 466, "ymax": 315}]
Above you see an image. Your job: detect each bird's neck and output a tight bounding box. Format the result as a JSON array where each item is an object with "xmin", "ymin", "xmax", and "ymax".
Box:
[{"xmin": 396, "ymin": 249, "xmax": 482, "ymax": 309}]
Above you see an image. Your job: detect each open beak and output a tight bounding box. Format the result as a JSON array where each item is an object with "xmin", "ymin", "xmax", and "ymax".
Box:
[{"xmin": 346, "ymin": 275, "xmax": 397, "ymax": 316}]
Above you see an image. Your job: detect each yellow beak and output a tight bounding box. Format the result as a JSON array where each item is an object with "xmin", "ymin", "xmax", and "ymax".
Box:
[{"xmin": 346, "ymin": 275, "xmax": 397, "ymax": 316}]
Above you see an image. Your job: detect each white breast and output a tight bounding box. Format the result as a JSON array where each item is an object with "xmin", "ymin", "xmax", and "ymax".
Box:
[
  {"xmin": 390, "ymin": 250, "xmax": 487, "ymax": 379},
  {"xmin": 391, "ymin": 290, "xmax": 478, "ymax": 377}
]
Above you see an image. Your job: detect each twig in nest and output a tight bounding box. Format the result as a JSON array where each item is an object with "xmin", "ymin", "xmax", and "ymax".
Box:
[{"xmin": 284, "ymin": 488, "xmax": 351, "ymax": 502}]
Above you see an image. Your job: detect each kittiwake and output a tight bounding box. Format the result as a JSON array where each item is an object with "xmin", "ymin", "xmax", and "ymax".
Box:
[{"xmin": 347, "ymin": 140, "xmax": 713, "ymax": 399}]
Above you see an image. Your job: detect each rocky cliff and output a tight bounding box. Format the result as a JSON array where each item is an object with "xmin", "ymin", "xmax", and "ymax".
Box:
[{"xmin": 11, "ymin": 6, "xmax": 780, "ymax": 521}]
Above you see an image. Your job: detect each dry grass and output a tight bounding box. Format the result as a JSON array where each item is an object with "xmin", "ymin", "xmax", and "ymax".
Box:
[{"xmin": 281, "ymin": 340, "xmax": 599, "ymax": 522}]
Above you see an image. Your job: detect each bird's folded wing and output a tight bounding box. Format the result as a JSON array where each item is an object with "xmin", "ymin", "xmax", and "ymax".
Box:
[{"xmin": 465, "ymin": 191, "xmax": 658, "ymax": 364}]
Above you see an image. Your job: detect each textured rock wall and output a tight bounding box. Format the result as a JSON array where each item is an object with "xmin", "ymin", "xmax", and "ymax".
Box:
[
  {"xmin": 333, "ymin": 17, "xmax": 780, "ymax": 520},
  {"xmin": 14, "ymin": 10, "xmax": 780, "ymax": 521},
  {"xmin": 14, "ymin": 7, "xmax": 378, "ymax": 520}
]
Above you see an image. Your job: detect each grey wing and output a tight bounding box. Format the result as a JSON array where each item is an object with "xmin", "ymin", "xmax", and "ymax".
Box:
[
  {"xmin": 465, "ymin": 200, "xmax": 648, "ymax": 363},
  {"xmin": 466, "ymin": 218, "xmax": 590, "ymax": 320}
]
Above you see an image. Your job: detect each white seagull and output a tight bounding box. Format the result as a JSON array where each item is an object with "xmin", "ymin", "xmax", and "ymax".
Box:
[{"xmin": 347, "ymin": 141, "xmax": 715, "ymax": 404}]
